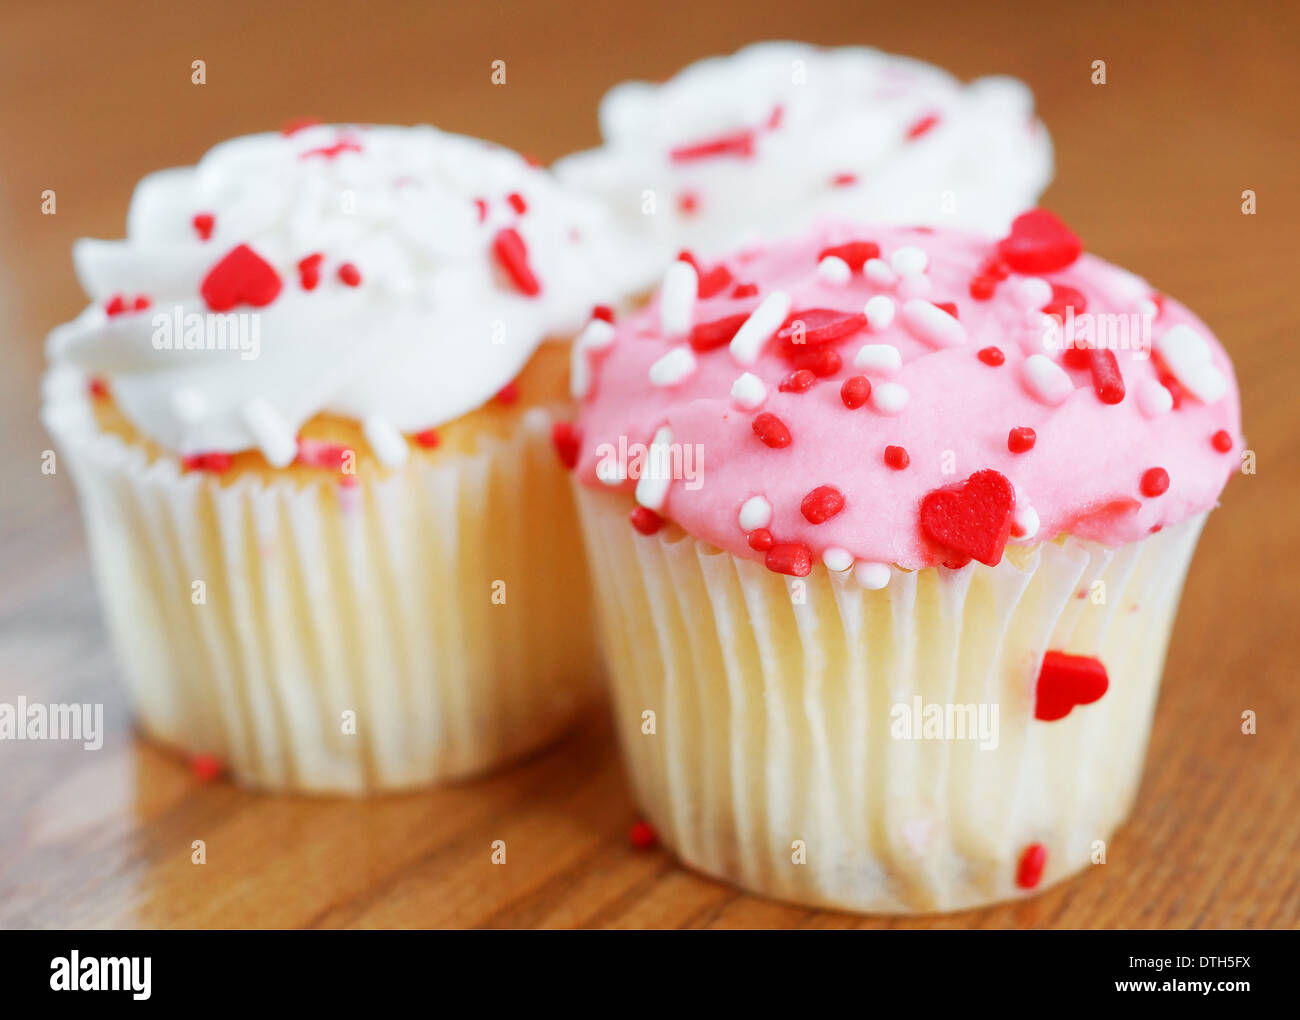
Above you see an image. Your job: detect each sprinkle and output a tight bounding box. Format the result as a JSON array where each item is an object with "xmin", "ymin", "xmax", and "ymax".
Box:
[
  {"xmin": 191, "ymin": 754, "xmax": 225, "ymax": 782},
  {"xmin": 181, "ymin": 452, "xmax": 232, "ymax": 474},
  {"xmin": 978, "ymin": 346, "xmax": 1006, "ymax": 367},
  {"xmin": 659, "ymin": 260, "xmax": 698, "ymax": 336},
  {"xmin": 776, "ymin": 309, "xmax": 867, "ymax": 346},
  {"xmin": 1012, "ymin": 277, "xmax": 1053, "ymax": 310},
  {"xmin": 550, "ymin": 422, "xmax": 579, "ymax": 468},
  {"xmin": 791, "ymin": 347, "xmax": 841, "ymax": 377},
  {"xmin": 201, "ymin": 244, "xmax": 283, "ymax": 312},
  {"xmin": 492, "ymin": 227, "xmax": 541, "ymax": 297},
  {"xmin": 778, "ymin": 369, "xmax": 816, "ymax": 393},
  {"xmin": 634, "ymin": 426, "xmax": 674, "ymax": 510},
  {"xmin": 473, "ymin": 198, "xmax": 488, "ymax": 222},
  {"xmin": 731, "ymin": 372, "xmax": 767, "ymax": 410},
  {"xmin": 752, "ymin": 412, "xmax": 792, "ymax": 448},
  {"xmin": 1211, "ymin": 429, "xmax": 1233, "ymax": 453},
  {"xmin": 817, "ymin": 255, "xmax": 852, "ymax": 285},
  {"xmin": 900, "ymin": 298, "xmax": 967, "ymax": 348},
  {"xmin": 840, "ymin": 375, "xmax": 871, "ymax": 409},
  {"xmin": 677, "ymin": 190, "xmax": 699, "ymax": 216},
  {"xmin": 104, "ymin": 294, "xmax": 126, "ymax": 316},
  {"xmin": 649, "ymin": 346, "xmax": 697, "ymax": 387},
  {"xmin": 1136, "ymin": 380, "xmax": 1174, "ymax": 418},
  {"xmin": 569, "ymin": 318, "xmax": 616, "ymax": 399},
  {"xmin": 506, "ymin": 191, "xmax": 527, "ymax": 215},
  {"xmin": 416, "ymin": 428, "xmax": 441, "ymax": 450},
  {"xmin": 870, "ymin": 381, "xmax": 910, "ymax": 415},
  {"xmin": 1011, "ymin": 500, "xmax": 1040, "ymax": 540},
  {"xmin": 1043, "ymin": 282, "xmax": 1088, "ymax": 320},
  {"xmin": 863, "ymin": 258, "xmax": 897, "ymax": 287},
  {"xmin": 88, "ymin": 376, "xmax": 110, "ymax": 400},
  {"xmin": 669, "ymin": 128, "xmax": 755, "ymax": 162},
  {"xmin": 889, "ymin": 246, "xmax": 928, "ymax": 277},
  {"xmin": 906, "ymin": 113, "xmax": 941, "ymax": 140},
  {"xmin": 731, "ymin": 282, "xmax": 758, "ymax": 299},
  {"xmin": 831, "ymin": 173, "xmax": 857, "ymax": 187},
  {"xmin": 730, "ymin": 290, "xmax": 792, "ymax": 365},
  {"xmin": 1016, "ymin": 843, "xmax": 1047, "ymax": 890},
  {"xmin": 863, "ymin": 295, "xmax": 896, "ymax": 332},
  {"xmin": 766, "ymin": 543, "xmax": 813, "ymax": 577},
  {"xmin": 919, "ymin": 469, "xmax": 1015, "ymax": 567},
  {"xmin": 969, "ymin": 275, "xmax": 997, "ymax": 300},
  {"xmin": 1083, "ymin": 348, "xmax": 1125, "ymax": 405},
  {"xmin": 363, "ymin": 414, "xmax": 410, "ymax": 468},
  {"xmin": 823, "ymin": 547, "xmax": 854, "ymax": 572},
  {"xmin": 854, "ymin": 344, "xmax": 901, "ymax": 378},
  {"xmin": 496, "ymin": 381, "xmax": 520, "ymax": 404},
  {"xmin": 934, "ymin": 301, "xmax": 958, "ymax": 319},
  {"xmin": 295, "ymin": 438, "xmax": 350, "ymax": 470},
  {"xmin": 997, "ymin": 209, "xmax": 1083, "ymax": 273},
  {"xmin": 297, "ymin": 253, "xmax": 324, "ymax": 290},
  {"xmin": 1008, "ymin": 427, "xmax": 1036, "ymax": 453},
  {"xmin": 591, "ymin": 304, "xmax": 615, "ymax": 323},
  {"xmin": 1021, "ymin": 354, "xmax": 1074, "ymax": 405},
  {"xmin": 337, "ymin": 262, "xmax": 362, "ymax": 287},
  {"xmin": 738, "ymin": 495, "xmax": 773, "ymax": 531},
  {"xmin": 747, "ymin": 528, "xmax": 774, "ymax": 551},
  {"xmin": 629, "ymin": 506, "xmax": 663, "ymax": 535},
  {"xmin": 1140, "ymin": 467, "xmax": 1170, "ymax": 498},
  {"xmin": 676, "ymin": 250, "xmax": 701, "ymax": 273},
  {"xmin": 1154, "ymin": 324, "xmax": 1227, "ymax": 403},
  {"xmin": 697, "ymin": 264, "xmax": 734, "ymax": 298},
  {"xmin": 628, "ymin": 820, "xmax": 658, "ymax": 848},
  {"xmin": 884, "ymin": 445, "xmax": 909, "ymax": 470},
  {"xmin": 690, "ymin": 313, "xmax": 749, "ymax": 351},
  {"xmin": 767, "ymin": 104, "xmax": 784, "ymax": 129},
  {"xmin": 818, "ymin": 241, "xmax": 880, "ymax": 271},
  {"xmin": 801, "ymin": 485, "xmax": 845, "ymax": 524},
  {"xmin": 1035, "ymin": 651, "xmax": 1108, "ymax": 721},
  {"xmin": 299, "ymin": 138, "xmax": 363, "ymax": 161},
  {"xmin": 192, "ymin": 213, "xmax": 215, "ymax": 241},
  {"xmin": 241, "ymin": 398, "xmax": 298, "ymax": 468},
  {"xmin": 854, "ymin": 561, "xmax": 891, "ymax": 590}
]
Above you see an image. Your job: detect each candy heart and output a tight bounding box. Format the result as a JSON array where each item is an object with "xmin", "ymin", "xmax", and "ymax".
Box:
[
  {"xmin": 776, "ymin": 308, "xmax": 867, "ymax": 347},
  {"xmin": 997, "ymin": 209, "xmax": 1083, "ymax": 274},
  {"xmin": 200, "ymin": 244, "xmax": 283, "ymax": 311},
  {"xmin": 1034, "ymin": 651, "xmax": 1109, "ymax": 720},
  {"xmin": 919, "ymin": 469, "xmax": 1015, "ymax": 566}
]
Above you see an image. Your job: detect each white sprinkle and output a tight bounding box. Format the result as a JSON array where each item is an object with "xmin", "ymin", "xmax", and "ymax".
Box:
[
  {"xmin": 1013, "ymin": 277, "xmax": 1053, "ymax": 310},
  {"xmin": 729, "ymin": 290, "xmax": 792, "ymax": 365},
  {"xmin": 634, "ymin": 425, "xmax": 674, "ymax": 510},
  {"xmin": 659, "ymin": 260, "xmax": 698, "ymax": 336},
  {"xmin": 854, "ymin": 343, "xmax": 902, "ymax": 373},
  {"xmin": 569, "ymin": 318, "xmax": 617, "ymax": 399},
  {"xmin": 854, "ymin": 561, "xmax": 891, "ymax": 590},
  {"xmin": 1021, "ymin": 354, "xmax": 1074, "ymax": 406},
  {"xmin": 817, "ymin": 255, "xmax": 852, "ymax": 285},
  {"xmin": 900, "ymin": 298, "xmax": 967, "ymax": 348},
  {"xmin": 649, "ymin": 346, "xmax": 697, "ymax": 387},
  {"xmin": 1012, "ymin": 500, "xmax": 1040, "ymax": 541},
  {"xmin": 823, "ymin": 547, "xmax": 854, "ymax": 572},
  {"xmin": 890, "ymin": 245, "xmax": 928, "ymax": 277},
  {"xmin": 1137, "ymin": 379, "xmax": 1174, "ymax": 418},
  {"xmin": 241, "ymin": 398, "xmax": 298, "ymax": 468},
  {"xmin": 1154, "ymin": 324, "xmax": 1227, "ymax": 404},
  {"xmin": 870, "ymin": 381, "xmax": 910, "ymax": 415},
  {"xmin": 730, "ymin": 371, "xmax": 767, "ymax": 410},
  {"xmin": 863, "ymin": 258, "xmax": 897, "ymax": 287},
  {"xmin": 738, "ymin": 495, "xmax": 772, "ymax": 531},
  {"xmin": 171, "ymin": 387, "xmax": 206, "ymax": 424},
  {"xmin": 363, "ymin": 414, "xmax": 410, "ymax": 468},
  {"xmin": 863, "ymin": 295, "xmax": 896, "ymax": 331}
]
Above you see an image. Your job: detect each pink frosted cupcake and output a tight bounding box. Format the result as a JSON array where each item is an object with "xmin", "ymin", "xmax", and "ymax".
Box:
[{"xmin": 566, "ymin": 211, "xmax": 1241, "ymax": 912}]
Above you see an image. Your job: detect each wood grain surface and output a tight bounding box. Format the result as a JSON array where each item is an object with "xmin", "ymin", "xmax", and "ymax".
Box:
[{"xmin": 1, "ymin": 0, "xmax": 1297, "ymax": 929}]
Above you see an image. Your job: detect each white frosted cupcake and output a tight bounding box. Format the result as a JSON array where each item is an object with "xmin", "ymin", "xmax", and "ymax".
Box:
[
  {"xmin": 567, "ymin": 212, "xmax": 1241, "ymax": 912},
  {"xmin": 555, "ymin": 41, "xmax": 1053, "ymax": 262},
  {"xmin": 42, "ymin": 123, "xmax": 650, "ymax": 793}
]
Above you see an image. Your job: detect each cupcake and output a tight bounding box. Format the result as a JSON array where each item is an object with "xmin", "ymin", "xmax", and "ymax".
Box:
[
  {"xmin": 43, "ymin": 123, "xmax": 649, "ymax": 793},
  {"xmin": 555, "ymin": 41, "xmax": 1052, "ymax": 263},
  {"xmin": 566, "ymin": 212, "xmax": 1241, "ymax": 912}
]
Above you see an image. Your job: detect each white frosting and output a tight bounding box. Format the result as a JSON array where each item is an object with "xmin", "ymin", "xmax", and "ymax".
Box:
[
  {"xmin": 554, "ymin": 42, "xmax": 1053, "ymax": 260},
  {"xmin": 46, "ymin": 124, "xmax": 656, "ymax": 465}
]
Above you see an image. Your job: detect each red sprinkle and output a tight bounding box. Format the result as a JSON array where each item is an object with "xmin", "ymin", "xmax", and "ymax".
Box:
[
  {"xmin": 730, "ymin": 282, "xmax": 759, "ymax": 299},
  {"xmin": 696, "ymin": 264, "xmax": 734, "ymax": 299},
  {"xmin": 801, "ymin": 485, "xmax": 845, "ymax": 524},
  {"xmin": 1016, "ymin": 843, "xmax": 1047, "ymax": 890},
  {"xmin": 676, "ymin": 249, "xmax": 701, "ymax": 273},
  {"xmin": 191, "ymin": 753, "xmax": 225, "ymax": 782},
  {"xmin": 1087, "ymin": 348, "xmax": 1125, "ymax": 404},
  {"xmin": 551, "ymin": 422, "xmax": 580, "ymax": 469},
  {"xmin": 88, "ymin": 377, "xmax": 110, "ymax": 400},
  {"xmin": 201, "ymin": 244, "xmax": 283, "ymax": 311},
  {"xmin": 779, "ymin": 369, "xmax": 817, "ymax": 393},
  {"xmin": 297, "ymin": 253, "xmax": 323, "ymax": 290},
  {"xmin": 792, "ymin": 347, "xmax": 842, "ymax": 377},
  {"xmin": 765, "ymin": 542, "xmax": 813, "ymax": 576},
  {"xmin": 977, "ymin": 346, "xmax": 1005, "ymax": 367},
  {"xmin": 980, "ymin": 256, "xmax": 1011, "ymax": 281},
  {"xmin": 1035, "ymin": 651, "xmax": 1109, "ymax": 721},
  {"xmin": 506, "ymin": 191, "xmax": 527, "ymax": 215},
  {"xmin": 104, "ymin": 294, "xmax": 126, "ymax": 317},
  {"xmin": 1008, "ymin": 427, "xmax": 1037, "ymax": 453},
  {"xmin": 133, "ymin": 296, "xmax": 151, "ymax": 311},
  {"xmin": 496, "ymin": 381, "xmax": 520, "ymax": 404},
  {"xmin": 295, "ymin": 438, "xmax": 351, "ymax": 470},
  {"xmin": 628, "ymin": 820, "xmax": 659, "ymax": 849},
  {"xmin": 689, "ymin": 312, "xmax": 750, "ymax": 352},
  {"xmin": 677, "ymin": 190, "xmax": 700, "ymax": 216},
  {"xmin": 841, "ymin": 376, "xmax": 871, "ymax": 409},
  {"xmin": 1211, "ymin": 429, "xmax": 1233, "ymax": 453},
  {"xmin": 492, "ymin": 227, "xmax": 541, "ymax": 297},
  {"xmin": 591, "ymin": 304, "xmax": 615, "ymax": 323},
  {"xmin": 884, "ymin": 446, "xmax": 910, "ymax": 470},
  {"xmin": 414, "ymin": 429, "xmax": 441, "ymax": 450},
  {"xmin": 629, "ymin": 506, "xmax": 663, "ymax": 535},
  {"xmin": 997, "ymin": 209, "xmax": 1083, "ymax": 273},
  {"xmin": 181, "ymin": 452, "xmax": 233, "ymax": 474},
  {"xmin": 670, "ymin": 129, "xmax": 755, "ymax": 162},
  {"xmin": 776, "ymin": 308, "xmax": 868, "ymax": 346},
  {"xmin": 752, "ymin": 412, "xmax": 792, "ymax": 449},
  {"xmin": 919, "ymin": 469, "xmax": 1015, "ymax": 567},
  {"xmin": 473, "ymin": 197, "xmax": 488, "ymax": 223},
  {"xmin": 933, "ymin": 301, "xmax": 958, "ymax": 319},
  {"xmin": 280, "ymin": 116, "xmax": 322, "ymax": 136},
  {"xmin": 192, "ymin": 212, "xmax": 215, "ymax": 241},
  {"xmin": 817, "ymin": 241, "xmax": 880, "ymax": 272},
  {"xmin": 831, "ymin": 173, "xmax": 858, "ymax": 187},
  {"xmin": 969, "ymin": 275, "xmax": 997, "ymax": 300},
  {"xmin": 766, "ymin": 104, "xmax": 784, "ymax": 130},
  {"xmin": 1140, "ymin": 467, "xmax": 1170, "ymax": 497},
  {"xmin": 1042, "ymin": 282, "xmax": 1088, "ymax": 320},
  {"xmin": 337, "ymin": 262, "xmax": 362, "ymax": 287},
  {"xmin": 905, "ymin": 113, "xmax": 941, "ymax": 140},
  {"xmin": 747, "ymin": 528, "xmax": 774, "ymax": 552},
  {"xmin": 299, "ymin": 139, "xmax": 363, "ymax": 161}
]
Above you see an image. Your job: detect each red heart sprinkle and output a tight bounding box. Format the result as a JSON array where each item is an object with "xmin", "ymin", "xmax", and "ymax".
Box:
[
  {"xmin": 1087, "ymin": 348, "xmax": 1125, "ymax": 404},
  {"xmin": 997, "ymin": 209, "xmax": 1084, "ymax": 274},
  {"xmin": 1008, "ymin": 427, "xmax": 1036, "ymax": 453},
  {"xmin": 884, "ymin": 445, "xmax": 910, "ymax": 470},
  {"xmin": 689, "ymin": 312, "xmax": 750, "ymax": 352},
  {"xmin": 492, "ymin": 227, "xmax": 541, "ymax": 296},
  {"xmin": 776, "ymin": 308, "xmax": 868, "ymax": 346},
  {"xmin": 1140, "ymin": 467, "xmax": 1169, "ymax": 497},
  {"xmin": 747, "ymin": 527, "xmax": 774, "ymax": 551},
  {"xmin": 752, "ymin": 412, "xmax": 792, "ymax": 449},
  {"xmin": 977, "ymin": 346, "xmax": 1005, "ymax": 367},
  {"xmin": 629, "ymin": 506, "xmax": 663, "ymax": 535},
  {"xmin": 919, "ymin": 469, "xmax": 1016, "ymax": 566},
  {"xmin": 765, "ymin": 542, "xmax": 813, "ymax": 576},
  {"xmin": 192, "ymin": 212, "xmax": 215, "ymax": 241},
  {"xmin": 817, "ymin": 241, "xmax": 880, "ymax": 272},
  {"xmin": 697, "ymin": 264, "xmax": 734, "ymax": 299},
  {"xmin": 1034, "ymin": 651, "xmax": 1108, "ymax": 721},
  {"xmin": 201, "ymin": 244, "xmax": 283, "ymax": 311},
  {"xmin": 551, "ymin": 422, "xmax": 580, "ymax": 469},
  {"xmin": 841, "ymin": 376, "xmax": 871, "ymax": 409},
  {"xmin": 801, "ymin": 485, "xmax": 845, "ymax": 524},
  {"xmin": 1016, "ymin": 843, "xmax": 1047, "ymax": 889}
]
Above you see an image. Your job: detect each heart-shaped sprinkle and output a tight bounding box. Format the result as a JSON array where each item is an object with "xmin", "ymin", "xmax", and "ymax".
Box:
[
  {"xmin": 776, "ymin": 308, "xmax": 868, "ymax": 346},
  {"xmin": 1034, "ymin": 651, "xmax": 1109, "ymax": 721},
  {"xmin": 200, "ymin": 244, "xmax": 283, "ymax": 312},
  {"xmin": 997, "ymin": 209, "xmax": 1083, "ymax": 274},
  {"xmin": 697, "ymin": 264, "xmax": 734, "ymax": 298},
  {"xmin": 1041, "ymin": 282, "xmax": 1087, "ymax": 319},
  {"xmin": 690, "ymin": 313, "xmax": 750, "ymax": 352},
  {"xmin": 919, "ymin": 469, "xmax": 1015, "ymax": 566}
]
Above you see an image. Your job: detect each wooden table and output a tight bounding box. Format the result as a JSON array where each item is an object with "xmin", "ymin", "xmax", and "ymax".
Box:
[{"xmin": 1, "ymin": 0, "xmax": 1296, "ymax": 929}]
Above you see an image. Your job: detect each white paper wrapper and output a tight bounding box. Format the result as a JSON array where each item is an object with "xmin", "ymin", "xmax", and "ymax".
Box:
[
  {"xmin": 43, "ymin": 369, "xmax": 598, "ymax": 793},
  {"xmin": 576, "ymin": 485, "xmax": 1207, "ymax": 913}
]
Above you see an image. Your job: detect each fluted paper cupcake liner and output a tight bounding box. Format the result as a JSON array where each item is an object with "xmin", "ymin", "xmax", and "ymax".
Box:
[
  {"xmin": 576, "ymin": 485, "xmax": 1205, "ymax": 913},
  {"xmin": 43, "ymin": 372, "xmax": 598, "ymax": 793}
]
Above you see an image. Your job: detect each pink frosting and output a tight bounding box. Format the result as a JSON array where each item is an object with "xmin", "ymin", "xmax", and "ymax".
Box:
[{"xmin": 572, "ymin": 218, "xmax": 1241, "ymax": 572}]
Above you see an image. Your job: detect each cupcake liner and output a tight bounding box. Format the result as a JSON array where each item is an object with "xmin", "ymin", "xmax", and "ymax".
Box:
[
  {"xmin": 43, "ymin": 370, "xmax": 598, "ymax": 793},
  {"xmin": 576, "ymin": 485, "xmax": 1206, "ymax": 913}
]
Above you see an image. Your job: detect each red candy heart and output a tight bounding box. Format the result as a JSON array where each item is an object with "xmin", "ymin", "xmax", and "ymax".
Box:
[
  {"xmin": 997, "ymin": 209, "xmax": 1083, "ymax": 274},
  {"xmin": 919, "ymin": 469, "xmax": 1015, "ymax": 566},
  {"xmin": 696, "ymin": 264, "xmax": 734, "ymax": 298},
  {"xmin": 776, "ymin": 308, "xmax": 867, "ymax": 346},
  {"xmin": 689, "ymin": 312, "xmax": 750, "ymax": 352},
  {"xmin": 1034, "ymin": 651, "xmax": 1109, "ymax": 721},
  {"xmin": 200, "ymin": 244, "xmax": 283, "ymax": 311}
]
